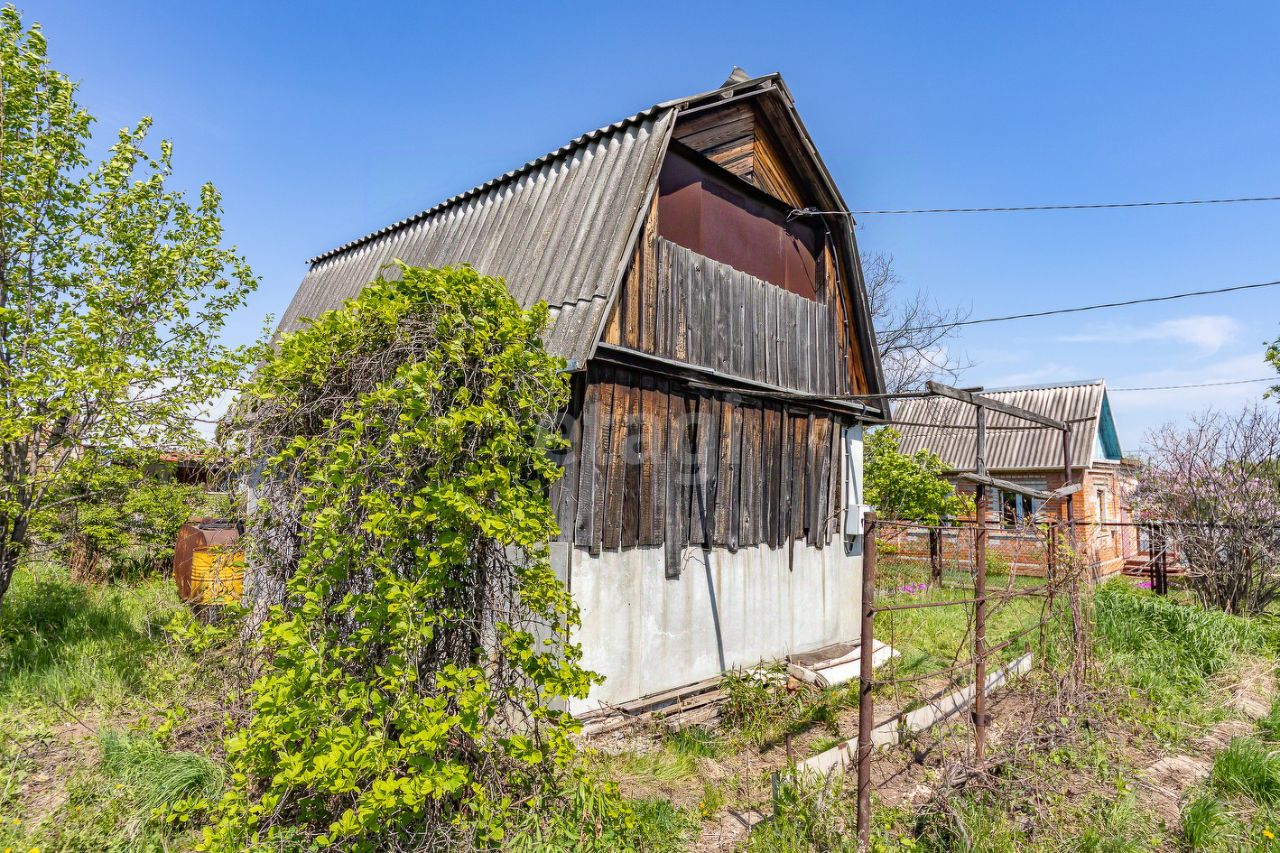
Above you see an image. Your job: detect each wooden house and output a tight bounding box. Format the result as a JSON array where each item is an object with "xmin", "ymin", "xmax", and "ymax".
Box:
[
  {"xmin": 275, "ymin": 71, "xmax": 887, "ymax": 707},
  {"xmin": 893, "ymin": 380, "xmax": 1139, "ymax": 575}
]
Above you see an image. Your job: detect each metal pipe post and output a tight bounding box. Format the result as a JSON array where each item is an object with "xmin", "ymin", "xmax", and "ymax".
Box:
[
  {"xmin": 929, "ymin": 527, "xmax": 942, "ymax": 588},
  {"xmin": 856, "ymin": 512, "xmax": 877, "ymax": 852},
  {"xmin": 973, "ymin": 407, "xmax": 989, "ymax": 763}
]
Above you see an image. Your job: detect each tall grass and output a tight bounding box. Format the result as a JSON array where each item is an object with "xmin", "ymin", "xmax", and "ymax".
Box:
[
  {"xmin": 98, "ymin": 729, "xmax": 223, "ymax": 813},
  {"xmin": 0, "ymin": 564, "xmax": 186, "ymax": 715},
  {"xmin": 1209, "ymin": 738, "xmax": 1280, "ymax": 806},
  {"xmin": 1094, "ymin": 581, "xmax": 1277, "ymax": 738}
]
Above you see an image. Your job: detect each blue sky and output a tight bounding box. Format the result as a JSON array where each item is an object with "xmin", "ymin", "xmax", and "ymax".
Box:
[{"xmin": 24, "ymin": 1, "xmax": 1280, "ymax": 451}]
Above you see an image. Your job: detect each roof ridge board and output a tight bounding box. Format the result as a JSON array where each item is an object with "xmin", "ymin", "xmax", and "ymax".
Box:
[{"xmin": 979, "ymin": 379, "xmax": 1107, "ymax": 394}]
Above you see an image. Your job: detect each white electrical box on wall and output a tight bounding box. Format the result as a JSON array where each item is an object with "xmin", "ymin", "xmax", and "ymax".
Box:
[{"xmin": 843, "ymin": 425, "xmax": 868, "ymax": 536}]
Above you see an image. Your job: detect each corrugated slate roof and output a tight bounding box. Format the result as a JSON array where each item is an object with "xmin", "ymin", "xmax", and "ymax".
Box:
[
  {"xmin": 276, "ymin": 108, "xmax": 676, "ymax": 364},
  {"xmin": 893, "ymin": 380, "xmax": 1108, "ymax": 471},
  {"xmin": 273, "ymin": 72, "xmax": 887, "ymax": 403}
]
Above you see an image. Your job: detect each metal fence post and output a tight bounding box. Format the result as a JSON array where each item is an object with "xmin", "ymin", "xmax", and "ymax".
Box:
[
  {"xmin": 929, "ymin": 527, "xmax": 942, "ymax": 588},
  {"xmin": 857, "ymin": 511, "xmax": 877, "ymax": 852},
  {"xmin": 1156, "ymin": 522, "xmax": 1169, "ymax": 596},
  {"xmin": 973, "ymin": 406, "xmax": 989, "ymax": 764}
]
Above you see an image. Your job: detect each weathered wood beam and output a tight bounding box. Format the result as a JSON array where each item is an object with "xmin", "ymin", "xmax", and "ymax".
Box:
[
  {"xmin": 957, "ymin": 472, "xmax": 1053, "ymax": 500},
  {"xmin": 1046, "ymin": 483, "xmax": 1082, "ymax": 500},
  {"xmin": 594, "ymin": 342, "xmax": 875, "ymax": 417},
  {"xmin": 926, "ymin": 381, "xmax": 1067, "ymax": 431}
]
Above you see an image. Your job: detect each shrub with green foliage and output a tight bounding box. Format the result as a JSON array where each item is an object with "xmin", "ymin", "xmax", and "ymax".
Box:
[
  {"xmin": 202, "ymin": 265, "xmax": 628, "ymax": 851},
  {"xmin": 33, "ymin": 448, "xmax": 208, "ymax": 582},
  {"xmin": 864, "ymin": 427, "xmax": 971, "ymax": 524}
]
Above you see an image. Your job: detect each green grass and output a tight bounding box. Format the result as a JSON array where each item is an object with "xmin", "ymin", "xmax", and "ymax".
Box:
[
  {"xmin": 663, "ymin": 725, "xmax": 730, "ymax": 759},
  {"xmin": 1210, "ymin": 738, "xmax": 1280, "ymax": 806},
  {"xmin": 875, "ymin": 568, "xmax": 1050, "ymax": 687},
  {"xmin": 1181, "ymin": 710, "xmax": 1280, "ymax": 853},
  {"xmin": 1095, "ymin": 580, "xmax": 1279, "ymax": 742},
  {"xmin": 0, "ymin": 729, "xmax": 221, "ymax": 852},
  {"xmin": 0, "ymin": 562, "xmax": 188, "ymax": 717},
  {"xmin": 1181, "ymin": 793, "xmax": 1242, "ymax": 851},
  {"xmin": 0, "ymin": 564, "xmax": 225, "ymax": 851}
]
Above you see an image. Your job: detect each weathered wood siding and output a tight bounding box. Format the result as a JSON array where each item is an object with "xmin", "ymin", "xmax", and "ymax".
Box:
[
  {"xmin": 551, "ymin": 364, "xmax": 843, "ymax": 572},
  {"xmin": 604, "ymin": 239, "xmax": 853, "ymax": 395},
  {"xmin": 672, "ymin": 100, "xmax": 807, "ymax": 208}
]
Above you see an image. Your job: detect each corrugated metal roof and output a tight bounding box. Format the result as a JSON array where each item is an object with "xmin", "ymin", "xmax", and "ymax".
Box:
[
  {"xmin": 893, "ymin": 380, "xmax": 1108, "ymax": 471},
  {"xmin": 275, "ymin": 108, "xmax": 676, "ymax": 364}
]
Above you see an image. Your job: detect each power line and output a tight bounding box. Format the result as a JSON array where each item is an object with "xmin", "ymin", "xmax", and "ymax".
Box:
[
  {"xmin": 789, "ymin": 195, "xmax": 1280, "ymax": 217},
  {"xmin": 890, "ymin": 278, "xmax": 1280, "ymax": 333},
  {"xmin": 1109, "ymin": 377, "xmax": 1276, "ymax": 392}
]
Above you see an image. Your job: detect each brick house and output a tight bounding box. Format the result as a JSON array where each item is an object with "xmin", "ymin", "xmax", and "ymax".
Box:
[{"xmin": 891, "ymin": 380, "xmax": 1139, "ymax": 576}]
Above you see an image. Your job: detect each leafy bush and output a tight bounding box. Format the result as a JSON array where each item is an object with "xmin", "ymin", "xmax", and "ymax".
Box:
[
  {"xmin": 34, "ymin": 449, "xmax": 208, "ymax": 583},
  {"xmin": 202, "ymin": 266, "xmax": 626, "ymax": 850}
]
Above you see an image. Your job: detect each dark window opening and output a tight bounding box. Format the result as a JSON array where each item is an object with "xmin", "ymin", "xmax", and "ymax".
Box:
[
  {"xmin": 998, "ymin": 490, "xmax": 1042, "ymax": 529},
  {"xmin": 657, "ymin": 146, "xmax": 820, "ymax": 299}
]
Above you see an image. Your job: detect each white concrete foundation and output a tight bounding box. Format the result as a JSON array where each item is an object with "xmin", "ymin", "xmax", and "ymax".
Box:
[{"xmin": 567, "ymin": 540, "xmax": 862, "ymax": 710}]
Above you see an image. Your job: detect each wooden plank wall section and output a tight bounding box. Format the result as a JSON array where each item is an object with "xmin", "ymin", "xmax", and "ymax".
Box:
[
  {"xmin": 605, "ymin": 239, "xmax": 853, "ymax": 396},
  {"xmin": 672, "ymin": 100, "xmax": 807, "ymax": 209},
  {"xmin": 557, "ymin": 364, "xmax": 843, "ymax": 575}
]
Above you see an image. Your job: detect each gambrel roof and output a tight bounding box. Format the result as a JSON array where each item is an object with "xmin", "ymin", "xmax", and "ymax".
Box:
[
  {"xmin": 275, "ymin": 72, "xmax": 885, "ymax": 401},
  {"xmin": 893, "ymin": 379, "xmax": 1125, "ymax": 472}
]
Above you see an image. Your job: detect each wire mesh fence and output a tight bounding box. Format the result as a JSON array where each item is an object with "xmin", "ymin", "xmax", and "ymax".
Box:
[{"xmin": 852, "ymin": 513, "xmax": 1098, "ymax": 847}]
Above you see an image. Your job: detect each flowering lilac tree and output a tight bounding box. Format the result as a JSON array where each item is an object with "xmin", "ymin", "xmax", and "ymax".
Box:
[{"xmin": 1132, "ymin": 405, "xmax": 1280, "ymax": 614}]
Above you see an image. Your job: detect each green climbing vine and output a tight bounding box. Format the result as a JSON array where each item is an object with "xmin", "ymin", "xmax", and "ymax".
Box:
[{"xmin": 201, "ymin": 265, "xmax": 626, "ymax": 851}]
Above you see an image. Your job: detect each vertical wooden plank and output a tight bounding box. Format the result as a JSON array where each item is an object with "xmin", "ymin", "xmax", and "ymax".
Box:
[
  {"xmin": 672, "ymin": 244, "xmax": 688, "ymax": 363},
  {"xmin": 602, "ymin": 373, "xmax": 629, "ymax": 550},
  {"xmin": 791, "ymin": 413, "xmax": 810, "ymax": 541},
  {"xmin": 653, "ymin": 243, "xmax": 668, "ymax": 359},
  {"xmin": 738, "ymin": 406, "xmax": 756, "ymax": 547},
  {"xmin": 783, "ymin": 292, "xmax": 793, "ymax": 389},
  {"xmin": 811, "ymin": 416, "xmax": 832, "ymax": 547},
  {"xmin": 779, "ymin": 407, "xmax": 795, "ymax": 548},
  {"xmin": 804, "ymin": 300, "xmax": 816, "ymax": 394},
  {"xmin": 551, "ymin": 376, "xmax": 585, "ymax": 542},
  {"xmin": 762, "ymin": 404, "xmax": 773, "ymax": 545},
  {"xmin": 743, "ymin": 278, "xmax": 757, "ymax": 382},
  {"xmin": 714, "ymin": 399, "xmax": 735, "ymax": 546},
  {"xmin": 639, "ymin": 376, "xmax": 662, "ymax": 547},
  {"xmin": 690, "ymin": 393, "xmax": 720, "ymax": 546},
  {"xmin": 806, "ymin": 415, "xmax": 829, "ymax": 546},
  {"xmin": 574, "ymin": 374, "xmax": 603, "ymax": 551},
  {"xmin": 624, "ymin": 253, "xmax": 641, "ymax": 349},
  {"xmin": 622, "ymin": 382, "xmax": 642, "ymax": 548},
  {"xmin": 758, "ymin": 404, "xmax": 773, "ymax": 547},
  {"xmin": 716, "ymin": 261, "xmax": 727, "ymax": 371},
  {"xmin": 757, "ymin": 281, "xmax": 768, "ymax": 384},
  {"xmin": 680, "ymin": 394, "xmax": 695, "ymax": 547},
  {"xmin": 726, "ymin": 403, "xmax": 744, "ymax": 551},
  {"xmin": 747, "ymin": 407, "xmax": 757, "ymax": 545},
  {"xmin": 665, "ymin": 390, "xmax": 690, "ymax": 577},
  {"xmin": 829, "ymin": 416, "xmax": 842, "ymax": 543},
  {"xmin": 812, "ymin": 302, "xmax": 824, "ymax": 396},
  {"xmin": 826, "ymin": 304, "xmax": 838, "ymax": 395}
]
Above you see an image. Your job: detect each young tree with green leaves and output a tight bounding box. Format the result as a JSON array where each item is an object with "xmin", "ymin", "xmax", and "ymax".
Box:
[
  {"xmin": 864, "ymin": 427, "xmax": 970, "ymax": 524},
  {"xmin": 0, "ymin": 7, "xmax": 259, "ymax": 606}
]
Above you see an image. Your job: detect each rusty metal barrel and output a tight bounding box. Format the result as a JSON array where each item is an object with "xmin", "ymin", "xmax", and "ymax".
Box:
[{"xmin": 173, "ymin": 519, "xmax": 244, "ymax": 606}]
